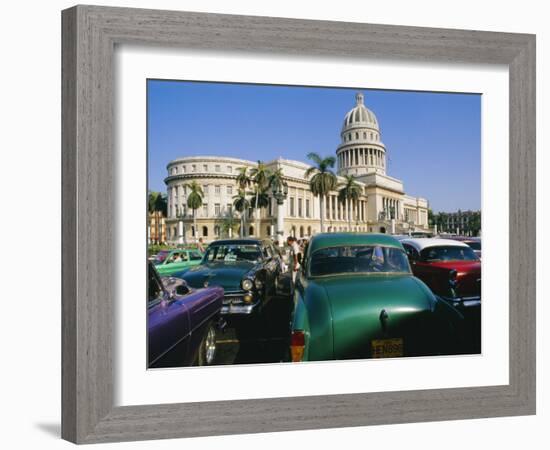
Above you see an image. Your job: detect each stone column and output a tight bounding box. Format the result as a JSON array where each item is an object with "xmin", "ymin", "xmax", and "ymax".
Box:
[{"xmin": 178, "ymin": 220, "xmax": 184, "ymax": 245}]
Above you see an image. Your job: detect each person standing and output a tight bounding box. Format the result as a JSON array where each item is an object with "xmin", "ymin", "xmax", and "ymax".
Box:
[
  {"xmin": 197, "ymin": 237, "xmax": 205, "ymax": 253},
  {"xmin": 286, "ymin": 236, "xmax": 302, "ymax": 292}
]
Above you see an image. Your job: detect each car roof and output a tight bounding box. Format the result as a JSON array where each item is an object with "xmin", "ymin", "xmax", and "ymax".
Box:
[
  {"xmin": 400, "ymin": 238, "xmax": 470, "ymax": 252},
  {"xmin": 208, "ymin": 238, "xmax": 264, "ymax": 246},
  {"xmin": 308, "ymin": 232, "xmax": 403, "ymax": 254}
]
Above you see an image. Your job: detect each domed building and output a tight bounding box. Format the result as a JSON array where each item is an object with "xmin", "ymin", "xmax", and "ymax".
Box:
[{"xmin": 163, "ymin": 92, "xmax": 429, "ymax": 244}]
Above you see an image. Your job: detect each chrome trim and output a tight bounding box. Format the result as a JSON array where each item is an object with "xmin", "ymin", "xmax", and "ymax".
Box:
[{"xmin": 220, "ymin": 300, "xmax": 260, "ymax": 315}]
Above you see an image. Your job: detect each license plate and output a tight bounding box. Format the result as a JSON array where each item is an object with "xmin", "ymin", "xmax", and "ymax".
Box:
[{"xmin": 371, "ymin": 338, "xmax": 404, "ymax": 358}]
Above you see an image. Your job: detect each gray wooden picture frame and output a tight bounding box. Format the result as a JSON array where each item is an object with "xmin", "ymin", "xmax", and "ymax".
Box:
[{"xmin": 61, "ymin": 4, "xmax": 536, "ymax": 444}]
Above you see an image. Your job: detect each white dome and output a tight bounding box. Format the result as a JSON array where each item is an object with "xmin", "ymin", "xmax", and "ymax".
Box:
[{"xmin": 341, "ymin": 92, "xmax": 379, "ymax": 132}]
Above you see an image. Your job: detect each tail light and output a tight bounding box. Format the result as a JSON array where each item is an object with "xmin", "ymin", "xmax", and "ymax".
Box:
[{"xmin": 290, "ymin": 330, "xmax": 305, "ymax": 362}]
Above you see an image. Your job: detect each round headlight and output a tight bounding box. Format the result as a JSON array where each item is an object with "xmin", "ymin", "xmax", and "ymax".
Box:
[{"xmin": 242, "ymin": 279, "xmax": 253, "ymax": 291}]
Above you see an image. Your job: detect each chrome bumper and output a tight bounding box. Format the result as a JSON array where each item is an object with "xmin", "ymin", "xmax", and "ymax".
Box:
[
  {"xmin": 441, "ymin": 295, "xmax": 481, "ymax": 308},
  {"xmin": 221, "ymin": 291, "xmax": 260, "ymax": 315}
]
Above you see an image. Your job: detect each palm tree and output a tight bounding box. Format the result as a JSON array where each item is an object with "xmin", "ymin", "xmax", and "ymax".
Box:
[
  {"xmin": 232, "ymin": 189, "xmax": 250, "ymax": 238},
  {"xmin": 268, "ymin": 168, "xmax": 285, "ymax": 192},
  {"xmin": 304, "ymin": 152, "xmax": 337, "ymax": 233},
  {"xmin": 249, "ymin": 161, "xmax": 270, "ymax": 235},
  {"xmin": 249, "ymin": 185, "xmax": 270, "ymax": 222},
  {"xmin": 185, "ymin": 181, "xmax": 203, "ymax": 242},
  {"xmin": 338, "ymin": 175, "xmax": 362, "ymax": 231},
  {"xmin": 217, "ymin": 211, "xmax": 239, "ymax": 238},
  {"xmin": 148, "ymin": 191, "xmax": 167, "ymax": 215},
  {"xmin": 235, "ymin": 167, "xmax": 252, "ymax": 235}
]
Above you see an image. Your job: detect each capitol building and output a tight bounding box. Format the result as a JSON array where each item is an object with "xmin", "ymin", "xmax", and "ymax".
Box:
[{"xmin": 164, "ymin": 92, "xmax": 430, "ymax": 244}]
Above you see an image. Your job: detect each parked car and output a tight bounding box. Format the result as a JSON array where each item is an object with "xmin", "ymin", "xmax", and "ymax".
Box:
[
  {"xmin": 400, "ymin": 238, "xmax": 481, "ymax": 353},
  {"xmin": 178, "ymin": 238, "xmax": 283, "ymax": 316},
  {"xmin": 152, "ymin": 248, "xmax": 204, "ymax": 276},
  {"xmin": 449, "ymin": 236, "xmax": 482, "ymax": 259},
  {"xmin": 289, "ymin": 233, "xmax": 466, "ymax": 362},
  {"xmin": 400, "ymin": 238, "xmax": 481, "ymax": 298},
  {"xmin": 148, "ymin": 262, "xmax": 224, "ymax": 368}
]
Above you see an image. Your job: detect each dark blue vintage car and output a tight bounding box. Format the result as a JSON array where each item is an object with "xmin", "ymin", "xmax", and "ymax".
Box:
[
  {"xmin": 148, "ymin": 262, "xmax": 224, "ymax": 368},
  {"xmin": 177, "ymin": 239, "xmax": 283, "ymax": 316}
]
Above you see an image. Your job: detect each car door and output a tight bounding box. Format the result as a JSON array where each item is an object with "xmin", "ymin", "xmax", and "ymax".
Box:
[{"xmin": 147, "ymin": 265, "xmax": 191, "ymax": 367}]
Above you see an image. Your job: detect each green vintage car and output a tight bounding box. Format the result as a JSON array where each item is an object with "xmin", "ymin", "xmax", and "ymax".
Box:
[
  {"xmin": 290, "ymin": 233, "xmax": 464, "ymax": 362},
  {"xmin": 152, "ymin": 248, "xmax": 204, "ymax": 277}
]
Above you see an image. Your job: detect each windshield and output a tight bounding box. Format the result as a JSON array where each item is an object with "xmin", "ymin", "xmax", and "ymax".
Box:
[
  {"xmin": 204, "ymin": 244, "xmax": 262, "ymax": 263},
  {"xmin": 309, "ymin": 245, "xmax": 410, "ymax": 276},
  {"xmin": 420, "ymin": 245, "xmax": 478, "ymax": 262}
]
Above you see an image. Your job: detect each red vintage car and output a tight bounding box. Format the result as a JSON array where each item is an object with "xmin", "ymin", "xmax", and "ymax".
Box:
[
  {"xmin": 401, "ymin": 238, "xmax": 481, "ymax": 298},
  {"xmin": 400, "ymin": 238, "xmax": 481, "ymax": 352}
]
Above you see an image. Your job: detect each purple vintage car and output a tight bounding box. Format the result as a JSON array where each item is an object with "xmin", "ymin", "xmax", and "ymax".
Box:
[{"xmin": 148, "ymin": 262, "xmax": 224, "ymax": 368}]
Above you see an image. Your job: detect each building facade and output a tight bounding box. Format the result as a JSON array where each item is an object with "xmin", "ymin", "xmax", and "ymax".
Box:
[
  {"xmin": 148, "ymin": 211, "xmax": 167, "ymax": 244},
  {"xmin": 435, "ymin": 210, "xmax": 481, "ymax": 236},
  {"xmin": 164, "ymin": 93, "xmax": 430, "ymax": 244}
]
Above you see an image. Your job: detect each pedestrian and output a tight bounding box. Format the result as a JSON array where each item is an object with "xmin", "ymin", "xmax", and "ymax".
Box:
[
  {"xmin": 197, "ymin": 237, "xmax": 205, "ymax": 253},
  {"xmin": 286, "ymin": 236, "xmax": 302, "ymax": 292}
]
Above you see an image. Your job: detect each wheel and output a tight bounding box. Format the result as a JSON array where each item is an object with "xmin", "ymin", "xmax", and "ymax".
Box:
[{"xmin": 197, "ymin": 323, "xmax": 217, "ymax": 366}]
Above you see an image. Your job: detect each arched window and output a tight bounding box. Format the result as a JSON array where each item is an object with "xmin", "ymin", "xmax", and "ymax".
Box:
[
  {"xmin": 266, "ymin": 226, "xmax": 271, "ymax": 237},
  {"xmin": 249, "ymin": 226, "xmax": 254, "ymax": 236},
  {"xmin": 299, "ymin": 226, "xmax": 304, "ymax": 238},
  {"xmin": 291, "ymin": 226, "xmax": 296, "ymax": 237},
  {"xmin": 307, "ymin": 226, "xmax": 312, "ymax": 237},
  {"xmin": 214, "ymin": 226, "xmax": 220, "ymax": 237},
  {"xmin": 355, "ymin": 132, "xmax": 359, "ymax": 139},
  {"xmin": 363, "ymin": 132, "xmax": 367, "ymax": 139},
  {"xmin": 202, "ymin": 226, "xmax": 208, "ymax": 237}
]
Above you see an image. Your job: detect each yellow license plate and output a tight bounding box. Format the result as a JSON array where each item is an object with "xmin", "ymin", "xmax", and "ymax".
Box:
[{"xmin": 371, "ymin": 338, "xmax": 404, "ymax": 358}]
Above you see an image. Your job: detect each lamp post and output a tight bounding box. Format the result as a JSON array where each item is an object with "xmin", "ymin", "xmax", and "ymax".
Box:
[{"xmin": 271, "ymin": 179, "xmax": 288, "ymax": 247}]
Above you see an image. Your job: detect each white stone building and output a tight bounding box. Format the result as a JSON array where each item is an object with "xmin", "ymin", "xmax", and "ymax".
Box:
[{"xmin": 164, "ymin": 92, "xmax": 430, "ymax": 244}]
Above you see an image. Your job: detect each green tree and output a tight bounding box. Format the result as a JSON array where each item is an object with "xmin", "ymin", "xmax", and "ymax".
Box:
[
  {"xmin": 217, "ymin": 211, "xmax": 239, "ymax": 238},
  {"xmin": 469, "ymin": 212, "xmax": 481, "ymax": 236},
  {"xmin": 148, "ymin": 191, "xmax": 167, "ymax": 215},
  {"xmin": 232, "ymin": 189, "xmax": 251, "ymax": 238},
  {"xmin": 235, "ymin": 167, "xmax": 252, "ymax": 235},
  {"xmin": 249, "ymin": 161, "xmax": 270, "ymax": 236},
  {"xmin": 337, "ymin": 175, "xmax": 362, "ymax": 231},
  {"xmin": 268, "ymin": 168, "xmax": 285, "ymax": 192},
  {"xmin": 304, "ymin": 152, "xmax": 337, "ymax": 233},
  {"xmin": 185, "ymin": 181, "xmax": 203, "ymax": 242}
]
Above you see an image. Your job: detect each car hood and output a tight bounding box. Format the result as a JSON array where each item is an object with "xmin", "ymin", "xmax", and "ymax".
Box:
[
  {"xmin": 309, "ymin": 275, "xmax": 436, "ymax": 358},
  {"xmin": 181, "ymin": 261, "xmax": 255, "ymax": 291}
]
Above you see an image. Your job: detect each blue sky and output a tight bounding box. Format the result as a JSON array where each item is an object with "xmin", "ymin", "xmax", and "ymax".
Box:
[{"xmin": 147, "ymin": 80, "xmax": 481, "ymax": 213}]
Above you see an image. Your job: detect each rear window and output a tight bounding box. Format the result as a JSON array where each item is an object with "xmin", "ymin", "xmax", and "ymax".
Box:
[
  {"xmin": 420, "ymin": 245, "xmax": 478, "ymax": 262},
  {"xmin": 309, "ymin": 245, "xmax": 410, "ymax": 277}
]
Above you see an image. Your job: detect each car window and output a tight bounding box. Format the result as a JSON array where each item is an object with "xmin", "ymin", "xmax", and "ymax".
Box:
[
  {"xmin": 402, "ymin": 243, "xmax": 419, "ymax": 260},
  {"xmin": 189, "ymin": 251, "xmax": 202, "ymax": 261},
  {"xmin": 309, "ymin": 245, "xmax": 411, "ymax": 277},
  {"xmin": 420, "ymin": 245, "xmax": 478, "ymax": 262},
  {"xmin": 204, "ymin": 244, "xmax": 262, "ymax": 263}
]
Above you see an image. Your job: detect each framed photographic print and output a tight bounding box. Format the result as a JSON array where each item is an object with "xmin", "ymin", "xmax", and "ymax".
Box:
[{"xmin": 62, "ymin": 5, "xmax": 535, "ymax": 444}]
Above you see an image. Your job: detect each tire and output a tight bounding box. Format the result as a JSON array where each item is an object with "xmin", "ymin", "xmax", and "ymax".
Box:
[{"xmin": 197, "ymin": 323, "xmax": 217, "ymax": 366}]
